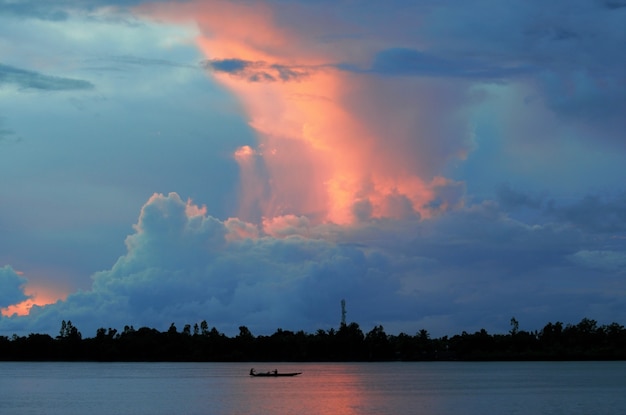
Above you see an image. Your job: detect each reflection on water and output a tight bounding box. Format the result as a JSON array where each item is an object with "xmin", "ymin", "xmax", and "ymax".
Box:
[
  {"xmin": 245, "ymin": 364, "xmax": 366, "ymax": 414},
  {"xmin": 1, "ymin": 361, "xmax": 625, "ymax": 415}
]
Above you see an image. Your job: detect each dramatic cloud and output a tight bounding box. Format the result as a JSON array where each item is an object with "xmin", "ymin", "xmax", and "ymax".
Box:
[
  {"xmin": 1, "ymin": 0, "xmax": 624, "ymax": 339},
  {"xmin": 136, "ymin": 0, "xmax": 626, "ymax": 228},
  {"xmin": 141, "ymin": 0, "xmax": 471, "ymax": 225}
]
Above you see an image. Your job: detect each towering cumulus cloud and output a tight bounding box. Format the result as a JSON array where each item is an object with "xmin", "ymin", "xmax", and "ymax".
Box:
[
  {"xmin": 0, "ymin": 193, "xmax": 420, "ymax": 335},
  {"xmin": 139, "ymin": 0, "xmax": 467, "ymax": 225}
]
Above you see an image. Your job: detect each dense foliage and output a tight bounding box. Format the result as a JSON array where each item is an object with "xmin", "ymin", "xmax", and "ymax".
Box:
[{"xmin": 1, "ymin": 318, "xmax": 624, "ymax": 361}]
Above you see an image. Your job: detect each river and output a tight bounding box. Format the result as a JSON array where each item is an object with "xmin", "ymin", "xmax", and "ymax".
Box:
[{"xmin": 1, "ymin": 361, "xmax": 624, "ymax": 414}]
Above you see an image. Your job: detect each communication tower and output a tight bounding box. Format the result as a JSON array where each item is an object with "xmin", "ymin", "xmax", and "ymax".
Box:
[{"xmin": 341, "ymin": 299, "xmax": 346, "ymax": 326}]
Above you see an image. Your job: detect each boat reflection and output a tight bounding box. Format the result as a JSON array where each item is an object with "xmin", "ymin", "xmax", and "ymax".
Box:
[{"xmin": 242, "ymin": 363, "xmax": 380, "ymax": 414}]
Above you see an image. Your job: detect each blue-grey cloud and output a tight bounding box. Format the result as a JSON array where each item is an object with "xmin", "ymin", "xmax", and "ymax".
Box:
[
  {"xmin": 206, "ymin": 59, "xmax": 249, "ymax": 73},
  {"xmin": 568, "ymin": 250, "xmax": 626, "ymax": 273},
  {"xmin": 85, "ymin": 55, "xmax": 196, "ymax": 70},
  {"xmin": 203, "ymin": 59, "xmax": 311, "ymax": 82},
  {"xmin": 0, "ymin": 0, "xmax": 176, "ymax": 20},
  {"xmin": 603, "ymin": 0, "xmax": 626, "ymax": 9},
  {"xmin": 329, "ymin": 0, "xmax": 624, "ymax": 145},
  {"xmin": 496, "ymin": 183, "xmax": 544, "ymax": 211},
  {"xmin": 0, "ymin": 266, "xmax": 30, "ymax": 309},
  {"xmin": 0, "ymin": 63, "xmax": 94, "ymax": 91},
  {"xmin": 0, "ymin": 0, "xmax": 70, "ymax": 20},
  {"xmin": 496, "ymin": 184, "xmax": 626, "ymax": 234},
  {"xmin": 364, "ymin": 48, "xmax": 533, "ymax": 80},
  {"xmin": 547, "ymin": 193, "xmax": 626, "ymax": 234},
  {"xmin": 212, "ymin": 48, "xmax": 532, "ymax": 82}
]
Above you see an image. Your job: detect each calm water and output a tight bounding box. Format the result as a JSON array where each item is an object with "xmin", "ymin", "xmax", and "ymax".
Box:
[{"xmin": 1, "ymin": 361, "xmax": 625, "ymax": 415}]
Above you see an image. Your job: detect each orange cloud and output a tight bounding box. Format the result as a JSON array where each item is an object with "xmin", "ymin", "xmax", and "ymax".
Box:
[
  {"xmin": 1, "ymin": 283, "xmax": 67, "ymax": 317},
  {"xmin": 139, "ymin": 0, "xmax": 464, "ymax": 225}
]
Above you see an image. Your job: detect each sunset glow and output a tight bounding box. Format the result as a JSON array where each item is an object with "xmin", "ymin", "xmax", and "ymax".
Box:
[
  {"xmin": 2, "ymin": 0, "xmax": 624, "ymax": 345},
  {"xmin": 140, "ymin": 0, "xmax": 456, "ymax": 225},
  {"xmin": 1, "ymin": 285, "xmax": 66, "ymax": 317}
]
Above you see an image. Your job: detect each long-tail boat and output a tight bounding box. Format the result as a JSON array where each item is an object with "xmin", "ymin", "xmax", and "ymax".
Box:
[{"xmin": 249, "ymin": 368, "xmax": 302, "ymax": 377}]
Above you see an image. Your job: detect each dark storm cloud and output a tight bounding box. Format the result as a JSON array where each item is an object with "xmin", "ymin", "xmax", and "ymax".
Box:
[
  {"xmin": 0, "ymin": 63, "xmax": 94, "ymax": 91},
  {"xmin": 496, "ymin": 185, "xmax": 626, "ymax": 234},
  {"xmin": 547, "ymin": 193, "xmax": 626, "ymax": 234}
]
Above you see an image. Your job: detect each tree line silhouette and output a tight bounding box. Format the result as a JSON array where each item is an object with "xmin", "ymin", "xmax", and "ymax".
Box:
[{"xmin": 1, "ymin": 317, "xmax": 624, "ymax": 361}]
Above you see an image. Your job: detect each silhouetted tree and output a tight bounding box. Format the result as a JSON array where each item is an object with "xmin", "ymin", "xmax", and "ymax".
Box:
[
  {"xmin": 2, "ymin": 318, "xmax": 626, "ymax": 362},
  {"xmin": 363, "ymin": 325, "xmax": 391, "ymax": 360},
  {"xmin": 183, "ymin": 324, "xmax": 191, "ymax": 336},
  {"xmin": 232, "ymin": 326, "xmax": 254, "ymax": 360},
  {"xmin": 415, "ymin": 329, "xmax": 435, "ymax": 358},
  {"xmin": 335, "ymin": 322, "xmax": 365, "ymax": 360},
  {"xmin": 200, "ymin": 320, "xmax": 209, "ymax": 336},
  {"xmin": 56, "ymin": 321, "xmax": 82, "ymax": 360},
  {"xmin": 510, "ymin": 317, "xmax": 519, "ymax": 336}
]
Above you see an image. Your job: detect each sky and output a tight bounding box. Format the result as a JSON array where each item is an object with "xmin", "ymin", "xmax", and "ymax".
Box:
[{"xmin": 1, "ymin": 0, "xmax": 625, "ymax": 338}]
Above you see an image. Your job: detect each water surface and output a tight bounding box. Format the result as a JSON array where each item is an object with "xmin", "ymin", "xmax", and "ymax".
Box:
[{"xmin": 1, "ymin": 361, "xmax": 624, "ymax": 414}]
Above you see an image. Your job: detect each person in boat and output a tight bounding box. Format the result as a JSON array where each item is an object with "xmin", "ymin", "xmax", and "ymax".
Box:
[
  {"xmin": 250, "ymin": 368, "xmax": 255, "ymax": 375},
  {"xmin": 273, "ymin": 369, "xmax": 278, "ymax": 375}
]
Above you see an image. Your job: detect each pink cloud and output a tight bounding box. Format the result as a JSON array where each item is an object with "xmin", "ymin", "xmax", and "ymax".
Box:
[{"xmin": 138, "ymin": 0, "xmax": 470, "ymax": 225}]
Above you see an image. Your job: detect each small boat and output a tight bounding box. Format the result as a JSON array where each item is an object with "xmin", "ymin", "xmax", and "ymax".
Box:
[{"xmin": 249, "ymin": 368, "xmax": 302, "ymax": 377}]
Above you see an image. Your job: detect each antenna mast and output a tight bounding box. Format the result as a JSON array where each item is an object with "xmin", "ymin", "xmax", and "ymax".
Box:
[{"xmin": 341, "ymin": 299, "xmax": 346, "ymax": 326}]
